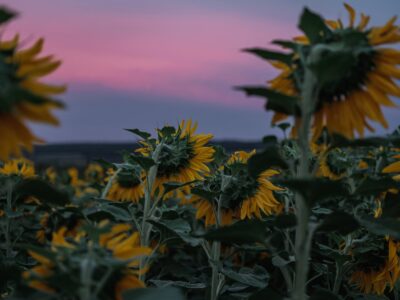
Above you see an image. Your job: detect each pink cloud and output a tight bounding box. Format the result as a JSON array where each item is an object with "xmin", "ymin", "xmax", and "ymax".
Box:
[{"xmin": 4, "ymin": 3, "xmax": 298, "ymax": 108}]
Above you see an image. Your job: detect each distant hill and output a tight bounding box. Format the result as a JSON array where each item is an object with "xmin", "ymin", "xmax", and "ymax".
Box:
[{"xmin": 29, "ymin": 141, "xmax": 263, "ymax": 168}]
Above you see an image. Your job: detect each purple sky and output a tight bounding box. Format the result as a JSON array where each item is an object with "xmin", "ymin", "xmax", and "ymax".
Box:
[{"xmin": 4, "ymin": 0, "xmax": 400, "ymax": 142}]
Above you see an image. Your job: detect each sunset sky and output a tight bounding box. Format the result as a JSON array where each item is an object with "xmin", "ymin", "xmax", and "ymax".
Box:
[{"xmin": 4, "ymin": 0, "xmax": 400, "ymax": 142}]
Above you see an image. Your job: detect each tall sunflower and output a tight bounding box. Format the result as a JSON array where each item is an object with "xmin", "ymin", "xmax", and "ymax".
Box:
[
  {"xmin": 266, "ymin": 4, "xmax": 400, "ymax": 140},
  {"xmin": 24, "ymin": 223, "xmax": 151, "ymax": 299},
  {"xmin": 137, "ymin": 120, "xmax": 214, "ymax": 198},
  {"xmin": 349, "ymin": 238, "xmax": 400, "ymax": 295},
  {"xmin": 106, "ymin": 168, "xmax": 144, "ymax": 203},
  {"xmin": 193, "ymin": 150, "xmax": 283, "ymax": 226},
  {"xmin": 0, "ymin": 32, "xmax": 66, "ymax": 161}
]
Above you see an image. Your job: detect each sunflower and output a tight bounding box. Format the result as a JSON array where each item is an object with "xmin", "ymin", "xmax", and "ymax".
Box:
[
  {"xmin": 0, "ymin": 33, "xmax": 66, "ymax": 161},
  {"xmin": 0, "ymin": 158, "xmax": 35, "ymax": 178},
  {"xmin": 382, "ymin": 154, "xmax": 400, "ymax": 180},
  {"xmin": 318, "ymin": 148, "xmax": 350, "ymax": 180},
  {"xmin": 84, "ymin": 163, "xmax": 104, "ymax": 183},
  {"xmin": 25, "ymin": 224, "xmax": 151, "ymax": 299},
  {"xmin": 193, "ymin": 150, "xmax": 283, "ymax": 226},
  {"xmin": 44, "ymin": 166, "xmax": 57, "ymax": 183},
  {"xmin": 349, "ymin": 238, "xmax": 400, "ymax": 295},
  {"xmin": 267, "ymin": 4, "xmax": 400, "ymax": 140},
  {"xmin": 106, "ymin": 168, "xmax": 144, "ymax": 203},
  {"xmin": 137, "ymin": 120, "xmax": 214, "ymax": 198}
]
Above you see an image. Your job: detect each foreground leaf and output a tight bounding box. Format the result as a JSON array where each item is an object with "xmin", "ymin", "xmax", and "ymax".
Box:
[{"xmin": 123, "ymin": 287, "xmax": 185, "ymax": 300}]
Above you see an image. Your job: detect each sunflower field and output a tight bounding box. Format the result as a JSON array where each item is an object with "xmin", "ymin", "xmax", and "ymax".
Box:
[{"xmin": 2, "ymin": 3, "xmax": 400, "ymax": 300}]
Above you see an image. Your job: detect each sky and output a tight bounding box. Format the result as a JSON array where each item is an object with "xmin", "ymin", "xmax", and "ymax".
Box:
[{"xmin": 3, "ymin": 0, "xmax": 400, "ymax": 142}]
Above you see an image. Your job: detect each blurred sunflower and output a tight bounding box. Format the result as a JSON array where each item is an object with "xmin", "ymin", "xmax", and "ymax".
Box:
[
  {"xmin": 137, "ymin": 120, "xmax": 214, "ymax": 198},
  {"xmin": 84, "ymin": 163, "xmax": 104, "ymax": 183},
  {"xmin": 0, "ymin": 33, "xmax": 66, "ymax": 161},
  {"xmin": 35, "ymin": 212, "xmax": 83, "ymax": 244},
  {"xmin": 318, "ymin": 148, "xmax": 350, "ymax": 180},
  {"xmin": 268, "ymin": 4, "xmax": 400, "ymax": 139},
  {"xmin": 106, "ymin": 168, "xmax": 144, "ymax": 202},
  {"xmin": 382, "ymin": 154, "xmax": 400, "ymax": 180},
  {"xmin": 44, "ymin": 166, "xmax": 57, "ymax": 183},
  {"xmin": 25, "ymin": 224, "xmax": 151, "ymax": 299},
  {"xmin": 193, "ymin": 150, "xmax": 283, "ymax": 226},
  {"xmin": 349, "ymin": 238, "xmax": 400, "ymax": 295},
  {"xmin": 0, "ymin": 158, "xmax": 35, "ymax": 178}
]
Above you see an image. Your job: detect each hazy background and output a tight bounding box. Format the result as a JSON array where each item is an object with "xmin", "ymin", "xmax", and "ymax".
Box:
[{"xmin": 4, "ymin": 0, "xmax": 400, "ymax": 142}]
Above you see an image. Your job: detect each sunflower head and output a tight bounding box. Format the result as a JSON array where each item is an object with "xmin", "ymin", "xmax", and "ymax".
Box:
[
  {"xmin": 84, "ymin": 163, "xmax": 104, "ymax": 183},
  {"xmin": 349, "ymin": 238, "xmax": 400, "ymax": 295},
  {"xmin": 107, "ymin": 167, "xmax": 144, "ymax": 202},
  {"xmin": 193, "ymin": 150, "xmax": 283, "ymax": 226},
  {"xmin": 136, "ymin": 120, "xmax": 214, "ymax": 198},
  {"xmin": 0, "ymin": 13, "xmax": 66, "ymax": 161},
  {"xmin": 319, "ymin": 148, "xmax": 351, "ymax": 180},
  {"xmin": 0, "ymin": 158, "xmax": 35, "ymax": 178},
  {"xmin": 244, "ymin": 3, "xmax": 400, "ymax": 140},
  {"xmin": 25, "ymin": 223, "xmax": 150, "ymax": 298}
]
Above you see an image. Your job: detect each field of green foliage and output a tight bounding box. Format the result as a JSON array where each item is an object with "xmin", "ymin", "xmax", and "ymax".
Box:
[{"xmin": 2, "ymin": 3, "xmax": 400, "ymax": 300}]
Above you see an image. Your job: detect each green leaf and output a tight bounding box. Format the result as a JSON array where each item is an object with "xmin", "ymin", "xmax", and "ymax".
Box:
[
  {"xmin": 150, "ymin": 280, "xmax": 206, "ymax": 289},
  {"xmin": 125, "ymin": 128, "xmax": 151, "ymax": 139},
  {"xmin": 248, "ymin": 144, "xmax": 288, "ymax": 179},
  {"xmin": 318, "ymin": 211, "xmax": 360, "ymax": 235},
  {"xmin": 0, "ymin": 6, "xmax": 17, "ymax": 24},
  {"xmin": 222, "ymin": 266, "xmax": 269, "ymax": 288},
  {"xmin": 272, "ymin": 39, "xmax": 299, "ymax": 50},
  {"xmin": 200, "ymin": 220, "xmax": 269, "ymax": 244},
  {"xmin": 122, "ymin": 287, "xmax": 185, "ymax": 300},
  {"xmin": 243, "ymin": 48, "xmax": 292, "ymax": 65},
  {"xmin": 249, "ymin": 287, "xmax": 284, "ymax": 300},
  {"xmin": 273, "ymin": 214, "xmax": 297, "ymax": 229},
  {"xmin": 271, "ymin": 252, "xmax": 294, "ymax": 267},
  {"xmin": 148, "ymin": 219, "xmax": 201, "ymax": 247},
  {"xmin": 274, "ymin": 178, "xmax": 349, "ymax": 206},
  {"xmin": 236, "ymin": 86, "xmax": 300, "ymax": 116},
  {"xmin": 128, "ymin": 154, "xmax": 155, "ymax": 171},
  {"xmin": 191, "ymin": 187, "xmax": 218, "ymax": 202},
  {"xmin": 298, "ymin": 7, "xmax": 332, "ymax": 44},
  {"xmin": 359, "ymin": 216, "xmax": 400, "ymax": 239},
  {"xmin": 13, "ymin": 178, "xmax": 70, "ymax": 206},
  {"xmin": 354, "ymin": 177, "xmax": 399, "ymax": 197},
  {"xmin": 162, "ymin": 181, "xmax": 195, "ymax": 196},
  {"xmin": 310, "ymin": 288, "xmax": 343, "ymax": 300},
  {"xmin": 159, "ymin": 126, "xmax": 176, "ymax": 137},
  {"xmin": 100, "ymin": 204, "xmax": 132, "ymax": 221}
]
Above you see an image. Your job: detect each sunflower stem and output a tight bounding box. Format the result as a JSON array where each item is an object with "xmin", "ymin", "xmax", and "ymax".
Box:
[
  {"xmin": 292, "ymin": 66, "xmax": 318, "ymax": 300},
  {"xmin": 5, "ymin": 180, "xmax": 13, "ymax": 258},
  {"xmin": 210, "ymin": 196, "xmax": 223, "ymax": 300},
  {"xmin": 139, "ymin": 142, "xmax": 162, "ymax": 282},
  {"xmin": 79, "ymin": 244, "xmax": 95, "ymax": 300}
]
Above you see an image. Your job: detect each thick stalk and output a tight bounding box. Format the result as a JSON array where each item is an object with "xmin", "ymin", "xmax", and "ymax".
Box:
[
  {"xmin": 139, "ymin": 143, "xmax": 162, "ymax": 281},
  {"xmin": 79, "ymin": 245, "xmax": 95, "ymax": 300},
  {"xmin": 292, "ymin": 68, "xmax": 318, "ymax": 300},
  {"xmin": 210, "ymin": 241, "xmax": 221, "ymax": 300},
  {"xmin": 210, "ymin": 196, "xmax": 222, "ymax": 300},
  {"xmin": 5, "ymin": 181, "xmax": 13, "ymax": 258}
]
